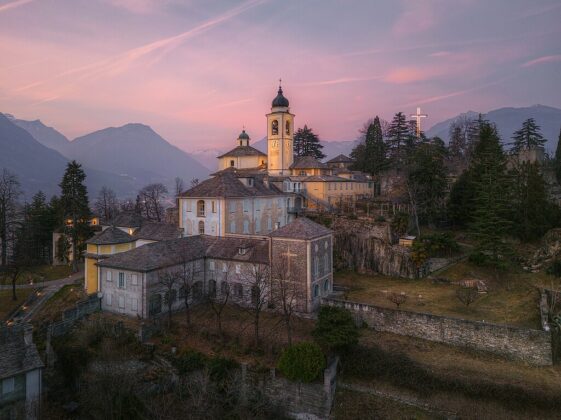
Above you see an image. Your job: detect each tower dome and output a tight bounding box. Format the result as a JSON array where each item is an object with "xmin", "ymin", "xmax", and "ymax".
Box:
[
  {"xmin": 237, "ymin": 129, "xmax": 250, "ymax": 146},
  {"xmin": 272, "ymin": 85, "xmax": 289, "ymax": 108}
]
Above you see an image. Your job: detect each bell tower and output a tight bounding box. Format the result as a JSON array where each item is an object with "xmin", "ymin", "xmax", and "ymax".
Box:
[{"xmin": 267, "ymin": 81, "xmax": 294, "ymax": 176}]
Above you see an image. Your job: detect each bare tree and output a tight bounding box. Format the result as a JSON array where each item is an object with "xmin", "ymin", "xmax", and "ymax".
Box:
[
  {"xmin": 241, "ymin": 263, "xmax": 270, "ymax": 347},
  {"xmin": 174, "ymin": 177, "xmax": 185, "ymax": 197},
  {"xmin": 177, "ymin": 254, "xmax": 197, "ymax": 327},
  {"xmin": 158, "ymin": 270, "xmax": 180, "ymax": 328},
  {"xmin": 139, "ymin": 183, "xmax": 168, "ymax": 222},
  {"xmin": 119, "ymin": 198, "xmax": 135, "ymax": 212},
  {"xmin": 209, "ymin": 261, "xmax": 232, "ymax": 344},
  {"xmin": 456, "ymin": 287, "xmax": 479, "ymax": 307},
  {"xmin": 387, "ymin": 292, "xmax": 407, "ymax": 308},
  {"xmin": 94, "ymin": 186, "xmax": 120, "ymax": 222},
  {"xmin": 272, "ymin": 255, "xmax": 300, "ymax": 345},
  {"xmin": 0, "ymin": 169, "xmax": 21, "ymax": 266}
]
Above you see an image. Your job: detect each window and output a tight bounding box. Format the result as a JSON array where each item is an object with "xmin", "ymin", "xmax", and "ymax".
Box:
[
  {"xmin": 2, "ymin": 377, "xmax": 15, "ymax": 394},
  {"xmin": 212, "ymin": 201, "xmax": 216, "ymax": 213},
  {"xmin": 106, "ymin": 293, "xmax": 112, "ymax": 306},
  {"xmin": 197, "ymin": 200, "xmax": 205, "ymax": 217},
  {"xmin": 267, "ymin": 217, "xmax": 272, "ymax": 231},
  {"xmin": 229, "ymin": 201, "xmax": 236, "ymax": 213},
  {"xmin": 209, "ymin": 280, "xmax": 217, "ymax": 298},
  {"xmin": 313, "ymin": 284, "xmax": 319, "ymax": 298},
  {"xmin": 235, "ymin": 264, "xmax": 241, "ymax": 274},
  {"xmin": 314, "ymin": 259, "xmax": 319, "ymax": 277},
  {"xmin": 243, "ymin": 220, "xmax": 249, "ymax": 234},
  {"xmin": 234, "ymin": 283, "xmax": 243, "ymax": 298},
  {"xmin": 324, "ymin": 279, "xmax": 330, "ymax": 292},
  {"xmin": 324, "ymin": 253, "xmax": 329, "ymax": 272},
  {"xmin": 106, "ymin": 271, "xmax": 112, "ymax": 282},
  {"xmin": 230, "ymin": 160, "xmax": 235, "ymax": 167},
  {"xmin": 118, "ymin": 296, "xmax": 125, "ymax": 309},
  {"xmin": 118, "ymin": 272, "xmax": 125, "ymax": 289},
  {"xmin": 132, "ymin": 274, "xmax": 138, "ymax": 286},
  {"xmin": 149, "ymin": 294, "xmax": 162, "ymax": 316},
  {"xmin": 230, "ymin": 220, "xmax": 236, "ymax": 233},
  {"xmin": 271, "ymin": 119, "xmax": 278, "ymax": 135},
  {"xmin": 193, "ymin": 281, "xmax": 203, "ymax": 299},
  {"xmin": 299, "ymin": 170, "xmax": 306, "ymax": 176},
  {"xmin": 209, "ymin": 260, "xmax": 215, "ymax": 271},
  {"xmin": 274, "ymin": 222, "xmax": 280, "ymax": 230},
  {"xmin": 255, "ymin": 218, "xmax": 261, "ymax": 233},
  {"xmin": 132, "ymin": 299, "xmax": 138, "ymax": 311},
  {"xmin": 285, "ymin": 120, "xmax": 290, "ymax": 135},
  {"xmin": 248, "ymin": 178, "xmax": 254, "ymax": 187},
  {"xmin": 198, "ymin": 221, "xmax": 205, "ymax": 235},
  {"xmin": 221, "ymin": 282, "xmax": 230, "ymax": 296},
  {"xmin": 222, "ymin": 263, "xmax": 228, "ymax": 273},
  {"xmin": 243, "ymin": 199, "xmax": 250, "ymax": 212}
]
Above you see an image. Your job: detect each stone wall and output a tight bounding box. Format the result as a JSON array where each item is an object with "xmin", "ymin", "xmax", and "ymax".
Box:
[
  {"xmin": 322, "ymin": 297, "xmax": 553, "ymax": 366},
  {"xmin": 259, "ymin": 357, "xmax": 338, "ymax": 420}
]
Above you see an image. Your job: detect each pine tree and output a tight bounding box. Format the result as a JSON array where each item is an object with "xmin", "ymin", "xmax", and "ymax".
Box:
[
  {"xmin": 387, "ymin": 112, "xmax": 412, "ymax": 166},
  {"xmin": 554, "ymin": 127, "xmax": 561, "ymax": 184},
  {"xmin": 351, "ymin": 116, "xmax": 388, "ymax": 175},
  {"xmin": 469, "ymin": 122, "xmax": 512, "ymax": 269},
  {"xmin": 448, "ymin": 124, "xmax": 465, "ymax": 162},
  {"xmin": 26, "ymin": 191, "xmax": 55, "ymax": 263},
  {"xmin": 293, "ymin": 125, "xmax": 325, "ymax": 160},
  {"xmin": 511, "ymin": 118, "xmax": 546, "ymax": 153},
  {"xmin": 60, "ymin": 161, "xmax": 91, "ymax": 272},
  {"xmin": 510, "ymin": 162, "xmax": 560, "ymax": 241}
]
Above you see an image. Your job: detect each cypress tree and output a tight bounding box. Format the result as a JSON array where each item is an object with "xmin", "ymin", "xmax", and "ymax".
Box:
[
  {"xmin": 511, "ymin": 118, "xmax": 546, "ymax": 153},
  {"xmin": 60, "ymin": 161, "xmax": 91, "ymax": 272},
  {"xmin": 469, "ymin": 122, "xmax": 512, "ymax": 269},
  {"xmin": 293, "ymin": 125, "xmax": 325, "ymax": 160}
]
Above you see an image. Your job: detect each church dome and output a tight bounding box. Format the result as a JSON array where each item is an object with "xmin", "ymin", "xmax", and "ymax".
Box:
[
  {"xmin": 238, "ymin": 129, "xmax": 250, "ymax": 140},
  {"xmin": 272, "ymin": 86, "xmax": 289, "ymax": 108}
]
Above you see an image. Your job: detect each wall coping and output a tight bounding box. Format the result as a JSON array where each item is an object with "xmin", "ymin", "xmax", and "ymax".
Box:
[{"xmin": 321, "ymin": 297, "xmax": 549, "ymax": 335}]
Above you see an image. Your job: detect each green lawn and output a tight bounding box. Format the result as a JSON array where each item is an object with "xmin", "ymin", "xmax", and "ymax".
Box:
[
  {"xmin": 0, "ymin": 288, "xmax": 34, "ymax": 321},
  {"xmin": 0, "ymin": 264, "xmax": 73, "ymax": 286},
  {"xmin": 335, "ymin": 261, "xmax": 544, "ymax": 328}
]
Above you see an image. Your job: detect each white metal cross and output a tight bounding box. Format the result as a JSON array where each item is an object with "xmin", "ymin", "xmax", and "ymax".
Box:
[{"xmin": 410, "ymin": 107, "xmax": 428, "ymax": 138}]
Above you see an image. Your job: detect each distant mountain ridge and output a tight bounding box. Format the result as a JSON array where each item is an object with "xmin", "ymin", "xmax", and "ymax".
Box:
[
  {"xmin": 4, "ymin": 115, "xmax": 210, "ymax": 198},
  {"xmin": 426, "ymin": 105, "xmax": 561, "ymax": 152}
]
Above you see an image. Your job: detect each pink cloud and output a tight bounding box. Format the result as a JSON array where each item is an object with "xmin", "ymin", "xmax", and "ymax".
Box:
[
  {"xmin": 522, "ymin": 55, "xmax": 561, "ymax": 68},
  {"xmin": 0, "ymin": 0, "xmax": 32, "ymax": 13},
  {"xmin": 385, "ymin": 67, "xmax": 437, "ymax": 84}
]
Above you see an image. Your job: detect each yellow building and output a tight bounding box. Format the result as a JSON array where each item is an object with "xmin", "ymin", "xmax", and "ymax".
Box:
[
  {"xmin": 84, "ymin": 227, "xmax": 136, "ymax": 294},
  {"xmin": 217, "ymin": 130, "xmax": 267, "ymax": 170}
]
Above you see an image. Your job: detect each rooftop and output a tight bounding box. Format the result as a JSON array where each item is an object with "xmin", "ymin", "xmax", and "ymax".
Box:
[
  {"xmin": 104, "ymin": 211, "xmax": 145, "ymax": 228},
  {"xmin": 290, "ymin": 156, "xmax": 328, "ymax": 170},
  {"xmin": 133, "ymin": 222, "xmax": 182, "ymax": 242},
  {"xmin": 86, "ymin": 226, "xmax": 136, "ymax": 245},
  {"xmin": 0, "ymin": 324, "xmax": 44, "ymax": 380},
  {"xmin": 269, "ymin": 217, "xmax": 332, "ymax": 240},
  {"xmin": 216, "ymin": 145, "xmax": 267, "ymax": 158},
  {"xmin": 179, "ymin": 171, "xmax": 282, "ymax": 198},
  {"xmin": 327, "ymin": 154, "xmax": 354, "ymax": 164}
]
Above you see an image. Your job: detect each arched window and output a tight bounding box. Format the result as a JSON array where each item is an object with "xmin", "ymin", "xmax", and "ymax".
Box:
[
  {"xmin": 323, "ymin": 279, "xmax": 330, "ymax": 292},
  {"xmin": 220, "ymin": 281, "xmax": 230, "ymax": 296},
  {"xmin": 208, "ymin": 280, "xmax": 217, "ymax": 298},
  {"xmin": 193, "ymin": 281, "xmax": 203, "ymax": 299},
  {"xmin": 197, "ymin": 200, "xmax": 205, "ymax": 217},
  {"xmin": 230, "ymin": 160, "xmax": 235, "ymax": 167},
  {"xmin": 285, "ymin": 120, "xmax": 290, "ymax": 135},
  {"xmin": 271, "ymin": 120, "xmax": 278, "ymax": 135},
  {"xmin": 198, "ymin": 220, "xmax": 205, "ymax": 235},
  {"xmin": 313, "ymin": 284, "xmax": 319, "ymax": 298}
]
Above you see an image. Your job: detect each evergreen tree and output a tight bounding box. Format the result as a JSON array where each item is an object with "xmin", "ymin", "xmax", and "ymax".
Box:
[
  {"xmin": 448, "ymin": 124, "xmax": 465, "ymax": 162},
  {"xmin": 350, "ymin": 116, "xmax": 388, "ymax": 175},
  {"xmin": 447, "ymin": 171, "xmax": 476, "ymax": 227},
  {"xmin": 469, "ymin": 123, "xmax": 512, "ymax": 269},
  {"xmin": 387, "ymin": 112, "xmax": 412, "ymax": 166},
  {"xmin": 293, "ymin": 125, "xmax": 325, "ymax": 160},
  {"xmin": 554, "ymin": 127, "xmax": 561, "ymax": 183},
  {"xmin": 511, "ymin": 118, "xmax": 546, "ymax": 153},
  {"xmin": 25, "ymin": 191, "xmax": 56, "ymax": 263},
  {"xmin": 510, "ymin": 162, "xmax": 560, "ymax": 241},
  {"xmin": 59, "ymin": 161, "xmax": 91, "ymax": 272}
]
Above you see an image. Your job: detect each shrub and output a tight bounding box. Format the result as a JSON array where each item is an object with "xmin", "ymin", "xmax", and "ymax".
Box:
[
  {"xmin": 277, "ymin": 342, "xmax": 326, "ymax": 383},
  {"xmin": 208, "ymin": 356, "xmax": 238, "ymax": 382},
  {"xmin": 313, "ymin": 306, "xmax": 359, "ymax": 353},
  {"xmin": 174, "ymin": 349, "xmax": 207, "ymax": 375},
  {"xmin": 468, "ymin": 251, "xmax": 488, "ymax": 266},
  {"xmin": 547, "ymin": 260, "xmax": 561, "ymax": 277},
  {"xmin": 456, "ymin": 287, "xmax": 479, "ymax": 307},
  {"xmin": 387, "ymin": 292, "xmax": 407, "ymax": 308},
  {"xmin": 375, "ymin": 215, "xmax": 386, "ymax": 223}
]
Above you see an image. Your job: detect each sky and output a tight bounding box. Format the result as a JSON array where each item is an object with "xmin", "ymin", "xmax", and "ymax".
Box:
[{"xmin": 1, "ymin": 0, "xmax": 561, "ymax": 152}]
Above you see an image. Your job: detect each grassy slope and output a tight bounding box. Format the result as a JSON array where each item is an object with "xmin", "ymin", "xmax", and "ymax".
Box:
[{"xmin": 0, "ymin": 288, "xmax": 34, "ymax": 320}]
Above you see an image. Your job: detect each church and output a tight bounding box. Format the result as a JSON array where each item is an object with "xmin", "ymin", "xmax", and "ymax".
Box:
[{"xmin": 82, "ymin": 84, "xmax": 375, "ymax": 318}]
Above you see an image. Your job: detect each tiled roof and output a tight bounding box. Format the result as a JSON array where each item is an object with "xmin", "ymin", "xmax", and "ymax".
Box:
[
  {"xmin": 217, "ymin": 145, "xmax": 267, "ymax": 158},
  {"xmin": 327, "ymin": 154, "xmax": 353, "ymax": 164},
  {"xmin": 133, "ymin": 222, "xmax": 182, "ymax": 242},
  {"xmin": 269, "ymin": 217, "xmax": 332, "ymax": 240},
  {"xmin": 0, "ymin": 324, "xmax": 44, "ymax": 379},
  {"xmin": 104, "ymin": 212, "xmax": 145, "ymax": 228},
  {"xmin": 211, "ymin": 166, "xmax": 266, "ymax": 176},
  {"xmin": 86, "ymin": 226, "xmax": 136, "ymax": 245},
  {"xmin": 98, "ymin": 236, "xmax": 269, "ymax": 272},
  {"xmin": 290, "ymin": 156, "xmax": 328, "ymax": 169},
  {"xmin": 179, "ymin": 172, "xmax": 282, "ymax": 198},
  {"xmin": 287, "ymin": 175, "xmax": 354, "ymax": 182}
]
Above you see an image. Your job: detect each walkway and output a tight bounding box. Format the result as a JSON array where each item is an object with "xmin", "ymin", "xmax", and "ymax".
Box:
[{"xmin": 0, "ymin": 271, "xmax": 83, "ymax": 290}]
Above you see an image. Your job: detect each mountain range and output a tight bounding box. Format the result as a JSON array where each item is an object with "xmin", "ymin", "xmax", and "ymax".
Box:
[
  {"xmin": 3, "ymin": 114, "xmax": 210, "ymax": 199},
  {"xmin": 2, "ymin": 104, "xmax": 560, "ymax": 199}
]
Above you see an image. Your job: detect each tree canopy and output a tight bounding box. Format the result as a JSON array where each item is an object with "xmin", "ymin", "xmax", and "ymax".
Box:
[{"xmin": 293, "ymin": 125, "xmax": 325, "ymax": 160}]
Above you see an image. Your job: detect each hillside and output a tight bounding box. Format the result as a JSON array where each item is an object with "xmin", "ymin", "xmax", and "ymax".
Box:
[{"xmin": 6, "ymin": 114, "xmax": 71, "ymax": 155}]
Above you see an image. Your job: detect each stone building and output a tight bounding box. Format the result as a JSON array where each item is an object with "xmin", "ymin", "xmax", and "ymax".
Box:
[{"xmin": 96, "ymin": 218, "xmax": 332, "ymax": 317}]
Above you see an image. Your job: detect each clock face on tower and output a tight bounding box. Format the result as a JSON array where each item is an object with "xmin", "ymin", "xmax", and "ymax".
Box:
[
  {"xmin": 271, "ymin": 140, "xmax": 279, "ymax": 148},
  {"xmin": 285, "ymin": 140, "xmax": 291, "ymax": 149}
]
